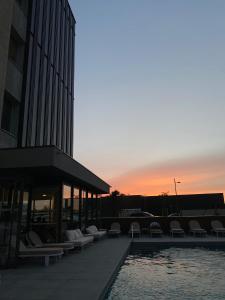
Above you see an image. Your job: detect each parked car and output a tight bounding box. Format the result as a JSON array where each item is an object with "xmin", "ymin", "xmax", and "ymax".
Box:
[
  {"xmin": 130, "ymin": 211, "xmax": 155, "ymax": 217},
  {"xmin": 168, "ymin": 213, "xmax": 180, "ymax": 217}
]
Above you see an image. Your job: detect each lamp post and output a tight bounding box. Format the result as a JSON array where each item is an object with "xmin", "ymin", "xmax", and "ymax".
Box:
[
  {"xmin": 173, "ymin": 178, "xmax": 181, "ymax": 195},
  {"xmin": 174, "ymin": 178, "xmax": 181, "ymax": 215}
]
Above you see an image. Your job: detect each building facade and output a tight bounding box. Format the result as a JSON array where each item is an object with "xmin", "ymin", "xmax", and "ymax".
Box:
[
  {"xmin": 0, "ymin": 0, "xmax": 110, "ymax": 268},
  {"xmin": 0, "ymin": 0, "xmax": 75, "ymax": 156}
]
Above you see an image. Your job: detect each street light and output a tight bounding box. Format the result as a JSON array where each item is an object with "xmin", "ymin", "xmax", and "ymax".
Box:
[{"xmin": 174, "ymin": 178, "xmax": 181, "ymax": 195}]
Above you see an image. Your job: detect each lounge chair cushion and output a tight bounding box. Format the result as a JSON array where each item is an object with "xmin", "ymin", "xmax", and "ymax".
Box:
[
  {"xmin": 211, "ymin": 220, "xmax": 225, "ymax": 233},
  {"xmin": 86, "ymin": 225, "xmax": 98, "ymax": 234},
  {"xmin": 189, "ymin": 220, "xmax": 206, "ymax": 235},
  {"xmin": 65, "ymin": 230, "xmax": 94, "ymax": 247},
  {"xmin": 66, "ymin": 230, "xmax": 76, "ymax": 241},
  {"xmin": 73, "ymin": 230, "xmax": 81, "ymax": 239},
  {"xmin": 86, "ymin": 226, "xmax": 107, "ymax": 240},
  {"xmin": 150, "ymin": 222, "xmax": 160, "ymax": 229},
  {"xmin": 72, "ymin": 236, "xmax": 94, "ymax": 247},
  {"xmin": 129, "ymin": 222, "xmax": 141, "ymax": 235},
  {"xmin": 28, "ymin": 231, "xmax": 74, "ymax": 250},
  {"xmin": 76, "ymin": 229, "xmax": 83, "ymax": 237},
  {"xmin": 108, "ymin": 223, "xmax": 121, "ymax": 236}
]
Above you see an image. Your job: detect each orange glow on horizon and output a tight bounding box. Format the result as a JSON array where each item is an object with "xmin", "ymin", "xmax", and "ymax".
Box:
[{"xmin": 108, "ymin": 153, "xmax": 225, "ymax": 196}]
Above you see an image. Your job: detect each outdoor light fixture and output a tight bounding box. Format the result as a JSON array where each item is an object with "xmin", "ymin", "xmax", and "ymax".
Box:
[
  {"xmin": 42, "ymin": 194, "xmax": 47, "ymax": 197},
  {"xmin": 173, "ymin": 178, "xmax": 181, "ymax": 195}
]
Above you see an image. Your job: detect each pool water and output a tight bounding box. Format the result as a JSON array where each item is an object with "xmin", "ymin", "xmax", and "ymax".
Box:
[{"xmin": 106, "ymin": 247, "xmax": 225, "ymax": 300}]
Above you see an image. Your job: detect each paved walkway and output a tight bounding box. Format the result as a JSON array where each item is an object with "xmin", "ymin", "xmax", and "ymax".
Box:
[{"xmin": 0, "ymin": 237, "xmax": 131, "ymax": 300}]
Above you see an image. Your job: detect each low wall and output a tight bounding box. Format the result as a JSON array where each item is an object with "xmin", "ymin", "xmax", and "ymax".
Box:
[{"xmin": 99, "ymin": 216, "xmax": 225, "ymax": 234}]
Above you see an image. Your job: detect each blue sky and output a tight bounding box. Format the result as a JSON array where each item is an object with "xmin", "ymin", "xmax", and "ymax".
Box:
[{"xmin": 69, "ymin": 0, "xmax": 225, "ymax": 195}]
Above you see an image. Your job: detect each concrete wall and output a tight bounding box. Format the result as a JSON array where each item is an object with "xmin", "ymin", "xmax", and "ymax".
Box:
[
  {"xmin": 0, "ymin": 0, "xmax": 14, "ymax": 127},
  {"xmin": 100, "ymin": 194, "xmax": 225, "ymax": 217}
]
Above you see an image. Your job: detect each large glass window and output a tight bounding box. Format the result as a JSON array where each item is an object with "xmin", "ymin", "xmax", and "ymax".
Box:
[
  {"xmin": 62, "ymin": 185, "xmax": 72, "ymax": 222},
  {"xmin": 0, "ymin": 185, "xmax": 23, "ymax": 267},
  {"xmin": 73, "ymin": 188, "xmax": 79, "ymax": 224},
  {"xmin": 31, "ymin": 188, "xmax": 56, "ymax": 224},
  {"xmin": 80, "ymin": 190, "xmax": 86, "ymax": 229},
  {"xmin": 1, "ymin": 91, "xmax": 20, "ymax": 136},
  {"xmin": 8, "ymin": 27, "xmax": 25, "ymax": 71},
  {"xmin": 87, "ymin": 192, "xmax": 92, "ymax": 221}
]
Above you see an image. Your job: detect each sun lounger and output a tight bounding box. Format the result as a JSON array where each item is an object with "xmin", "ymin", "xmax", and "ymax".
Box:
[
  {"xmin": 211, "ymin": 220, "xmax": 225, "ymax": 237},
  {"xmin": 189, "ymin": 220, "xmax": 207, "ymax": 237},
  {"xmin": 27, "ymin": 231, "xmax": 74, "ymax": 252},
  {"xmin": 11, "ymin": 236, "xmax": 63, "ymax": 266},
  {"xmin": 108, "ymin": 222, "xmax": 121, "ymax": 237},
  {"xmin": 129, "ymin": 222, "xmax": 141, "ymax": 237},
  {"xmin": 149, "ymin": 222, "xmax": 163, "ymax": 237},
  {"xmin": 86, "ymin": 225, "xmax": 107, "ymax": 240},
  {"xmin": 170, "ymin": 220, "xmax": 185, "ymax": 237},
  {"xmin": 65, "ymin": 229, "xmax": 94, "ymax": 247}
]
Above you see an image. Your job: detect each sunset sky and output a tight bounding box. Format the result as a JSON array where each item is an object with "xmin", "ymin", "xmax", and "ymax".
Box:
[{"xmin": 69, "ymin": 0, "xmax": 225, "ymax": 196}]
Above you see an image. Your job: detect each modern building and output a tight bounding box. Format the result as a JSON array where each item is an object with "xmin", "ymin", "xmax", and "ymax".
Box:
[{"xmin": 0, "ymin": 0, "xmax": 110, "ymax": 268}]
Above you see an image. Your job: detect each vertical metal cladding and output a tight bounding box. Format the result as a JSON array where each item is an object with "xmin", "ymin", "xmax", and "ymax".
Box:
[{"xmin": 20, "ymin": 0, "xmax": 75, "ymax": 156}]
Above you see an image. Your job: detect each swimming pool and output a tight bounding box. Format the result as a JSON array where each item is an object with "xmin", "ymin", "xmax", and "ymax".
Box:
[{"xmin": 106, "ymin": 247, "xmax": 225, "ymax": 300}]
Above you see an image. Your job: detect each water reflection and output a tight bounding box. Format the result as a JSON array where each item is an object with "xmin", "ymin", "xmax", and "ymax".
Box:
[{"xmin": 106, "ymin": 247, "xmax": 225, "ymax": 300}]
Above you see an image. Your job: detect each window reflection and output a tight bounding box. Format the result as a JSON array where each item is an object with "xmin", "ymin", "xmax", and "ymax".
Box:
[
  {"xmin": 73, "ymin": 187, "xmax": 79, "ymax": 223},
  {"xmin": 31, "ymin": 188, "xmax": 56, "ymax": 224},
  {"xmin": 62, "ymin": 185, "xmax": 72, "ymax": 222}
]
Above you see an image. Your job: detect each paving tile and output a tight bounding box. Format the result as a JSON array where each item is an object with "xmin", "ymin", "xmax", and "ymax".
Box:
[{"xmin": 0, "ymin": 237, "xmax": 131, "ymax": 300}]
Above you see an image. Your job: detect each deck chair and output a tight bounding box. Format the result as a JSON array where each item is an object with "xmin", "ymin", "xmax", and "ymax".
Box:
[
  {"xmin": 108, "ymin": 222, "xmax": 121, "ymax": 237},
  {"xmin": 170, "ymin": 220, "xmax": 185, "ymax": 237},
  {"xmin": 149, "ymin": 222, "xmax": 163, "ymax": 237},
  {"xmin": 129, "ymin": 222, "xmax": 141, "ymax": 237},
  {"xmin": 11, "ymin": 236, "xmax": 63, "ymax": 266},
  {"xmin": 211, "ymin": 220, "xmax": 225, "ymax": 237},
  {"xmin": 86, "ymin": 225, "xmax": 107, "ymax": 240},
  {"xmin": 189, "ymin": 220, "xmax": 206, "ymax": 237},
  {"xmin": 27, "ymin": 231, "xmax": 74, "ymax": 252}
]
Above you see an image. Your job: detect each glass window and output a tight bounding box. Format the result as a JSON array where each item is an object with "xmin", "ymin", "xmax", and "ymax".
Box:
[
  {"xmin": 62, "ymin": 185, "xmax": 72, "ymax": 222},
  {"xmin": 1, "ymin": 92, "xmax": 20, "ymax": 136},
  {"xmin": 31, "ymin": 188, "xmax": 56, "ymax": 224},
  {"xmin": 73, "ymin": 188, "xmax": 79, "ymax": 224},
  {"xmin": 21, "ymin": 191, "xmax": 29, "ymax": 226},
  {"xmin": 8, "ymin": 28, "xmax": 25, "ymax": 71},
  {"xmin": 0, "ymin": 186, "xmax": 22, "ymax": 267}
]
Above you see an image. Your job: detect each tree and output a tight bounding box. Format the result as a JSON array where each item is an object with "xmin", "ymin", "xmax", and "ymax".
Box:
[
  {"xmin": 111, "ymin": 190, "xmax": 121, "ymax": 197},
  {"xmin": 159, "ymin": 192, "xmax": 169, "ymax": 196}
]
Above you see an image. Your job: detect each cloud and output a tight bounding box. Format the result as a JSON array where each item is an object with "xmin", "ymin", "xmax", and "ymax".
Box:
[{"xmin": 108, "ymin": 151, "xmax": 225, "ymax": 196}]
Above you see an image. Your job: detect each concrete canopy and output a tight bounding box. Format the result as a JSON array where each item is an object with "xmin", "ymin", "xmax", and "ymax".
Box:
[{"xmin": 0, "ymin": 146, "xmax": 110, "ymax": 194}]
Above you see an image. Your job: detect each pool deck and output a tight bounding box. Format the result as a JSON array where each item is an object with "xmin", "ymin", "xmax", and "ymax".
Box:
[
  {"xmin": 1, "ymin": 235, "xmax": 225, "ymax": 300},
  {"xmin": 0, "ymin": 238, "xmax": 130, "ymax": 300}
]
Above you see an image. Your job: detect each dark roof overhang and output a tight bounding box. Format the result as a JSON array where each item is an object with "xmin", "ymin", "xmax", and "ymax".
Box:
[{"xmin": 0, "ymin": 146, "xmax": 110, "ymax": 194}]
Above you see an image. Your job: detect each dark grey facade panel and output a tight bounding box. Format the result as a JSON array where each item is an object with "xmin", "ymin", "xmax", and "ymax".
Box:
[
  {"xmin": 71, "ymin": 30, "xmax": 75, "ymax": 98},
  {"xmin": 50, "ymin": 70, "xmax": 58, "ymax": 146},
  {"xmin": 62, "ymin": 86, "xmax": 67, "ymax": 151},
  {"xmin": 70, "ymin": 94, "xmax": 74, "ymax": 156},
  {"xmin": 20, "ymin": 0, "xmax": 75, "ymax": 156},
  {"xmin": 56, "ymin": 80, "xmax": 63, "ymax": 149},
  {"xmin": 30, "ymin": 0, "xmax": 36, "ymax": 34},
  {"xmin": 31, "ymin": 45, "xmax": 41, "ymax": 146},
  {"xmin": 37, "ymin": 0, "xmax": 44, "ymax": 45},
  {"xmin": 67, "ymin": 91, "xmax": 71, "ymax": 155},
  {"xmin": 44, "ymin": 0, "xmax": 50, "ymax": 55},
  {"xmin": 21, "ymin": 36, "xmax": 33, "ymax": 147},
  {"xmin": 54, "ymin": 0, "xmax": 60, "ymax": 73}
]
